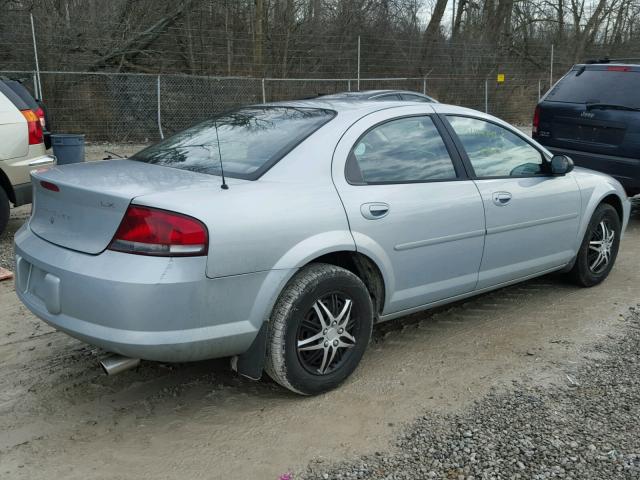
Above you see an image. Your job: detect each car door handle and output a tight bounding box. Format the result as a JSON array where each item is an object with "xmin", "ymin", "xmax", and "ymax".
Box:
[
  {"xmin": 361, "ymin": 202, "xmax": 390, "ymax": 220},
  {"xmin": 492, "ymin": 192, "xmax": 512, "ymax": 206}
]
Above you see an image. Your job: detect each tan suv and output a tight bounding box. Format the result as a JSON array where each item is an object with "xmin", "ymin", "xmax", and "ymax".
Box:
[{"xmin": 0, "ymin": 80, "xmax": 56, "ymax": 234}]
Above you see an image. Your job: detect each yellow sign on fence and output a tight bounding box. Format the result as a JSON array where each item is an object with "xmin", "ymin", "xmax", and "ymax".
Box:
[{"xmin": 497, "ymin": 73, "xmax": 505, "ymax": 83}]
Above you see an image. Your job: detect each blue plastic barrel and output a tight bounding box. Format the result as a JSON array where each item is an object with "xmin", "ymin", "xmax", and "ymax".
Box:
[{"xmin": 51, "ymin": 134, "xmax": 85, "ymax": 165}]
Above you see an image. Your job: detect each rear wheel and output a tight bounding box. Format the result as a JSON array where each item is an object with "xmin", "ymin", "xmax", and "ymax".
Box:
[
  {"xmin": 569, "ymin": 203, "xmax": 621, "ymax": 287},
  {"xmin": 265, "ymin": 263, "xmax": 373, "ymax": 395},
  {"xmin": 0, "ymin": 188, "xmax": 9, "ymax": 236}
]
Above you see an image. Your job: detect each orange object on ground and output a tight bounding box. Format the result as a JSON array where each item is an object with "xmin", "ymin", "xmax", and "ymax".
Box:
[{"xmin": 0, "ymin": 267, "xmax": 14, "ymax": 281}]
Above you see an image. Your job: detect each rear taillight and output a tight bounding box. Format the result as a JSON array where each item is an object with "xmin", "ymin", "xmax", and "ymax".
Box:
[
  {"xmin": 40, "ymin": 181, "xmax": 59, "ymax": 192},
  {"xmin": 108, "ymin": 205, "xmax": 208, "ymax": 257},
  {"xmin": 532, "ymin": 105, "xmax": 540, "ymax": 136},
  {"xmin": 34, "ymin": 107, "xmax": 46, "ymax": 129},
  {"xmin": 21, "ymin": 109, "xmax": 44, "ymax": 145},
  {"xmin": 607, "ymin": 66, "xmax": 631, "ymax": 72}
]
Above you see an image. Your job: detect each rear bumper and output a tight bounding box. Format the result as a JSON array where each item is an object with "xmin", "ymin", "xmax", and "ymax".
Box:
[
  {"xmin": 14, "ymin": 223, "xmax": 293, "ymax": 362},
  {"xmin": 547, "ymin": 146, "xmax": 640, "ymax": 196},
  {"xmin": 13, "ymin": 182, "xmax": 32, "ymax": 206}
]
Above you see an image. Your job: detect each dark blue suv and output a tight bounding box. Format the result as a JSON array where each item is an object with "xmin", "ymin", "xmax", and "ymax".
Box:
[{"xmin": 533, "ymin": 62, "xmax": 640, "ymax": 196}]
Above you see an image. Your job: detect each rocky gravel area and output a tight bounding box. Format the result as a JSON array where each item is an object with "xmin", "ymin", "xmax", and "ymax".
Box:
[{"xmin": 303, "ymin": 306, "xmax": 640, "ymax": 480}]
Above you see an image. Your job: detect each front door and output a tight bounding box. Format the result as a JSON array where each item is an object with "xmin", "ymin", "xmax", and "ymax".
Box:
[
  {"xmin": 445, "ymin": 114, "xmax": 581, "ymax": 289},
  {"xmin": 332, "ymin": 108, "xmax": 486, "ymax": 315}
]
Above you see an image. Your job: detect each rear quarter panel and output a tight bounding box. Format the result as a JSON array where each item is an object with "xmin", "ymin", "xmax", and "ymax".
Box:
[
  {"xmin": 0, "ymin": 92, "xmax": 28, "ymax": 161},
  {"xmin": 571, "ymin": 167, "xmax": 630, "ymax": 244},
  {"xmin": 132, "ymin": 114, "xmax": 361, "ymax": 279}
]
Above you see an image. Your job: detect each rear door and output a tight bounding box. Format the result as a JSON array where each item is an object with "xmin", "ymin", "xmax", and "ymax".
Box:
[
  {"xmin": 444, "ymin": 113, "xmax": 580, "ymax": 289},
  {"xmin": 536, "ymin": 65, "xmax": 640, "ymax": 159},
  {"xmin": 332, "ymin": 106, "xmax": 486, "ymax": 315}
]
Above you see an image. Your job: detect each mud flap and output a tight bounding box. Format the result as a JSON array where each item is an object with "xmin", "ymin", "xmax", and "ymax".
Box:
[{"xmin": 230, "ymin": 322, "xmax": 268, "ymax": 380}]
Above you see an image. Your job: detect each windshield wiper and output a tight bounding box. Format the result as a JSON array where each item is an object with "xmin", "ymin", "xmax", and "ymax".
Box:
[{"xmin": 585, "ymin": 103, "xmax": 640, "ymax": 112}]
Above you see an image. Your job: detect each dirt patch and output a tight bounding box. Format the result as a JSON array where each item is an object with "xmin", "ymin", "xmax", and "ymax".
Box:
[{"xmin": 0, "ymin": 205, "xmax": 638, "ymax": 480}]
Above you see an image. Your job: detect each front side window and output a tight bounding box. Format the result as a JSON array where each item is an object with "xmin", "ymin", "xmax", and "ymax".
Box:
[
  {"xmin": 131, "ymin": 107, "xmax": 335, "ymax": 180},
  {"xmin": 447, "ymin": 116, "xmax": 545, "ymax": 177},
  {"xmin": 346, "ymin": 116, "xmax": 457, "ymax": 184}
]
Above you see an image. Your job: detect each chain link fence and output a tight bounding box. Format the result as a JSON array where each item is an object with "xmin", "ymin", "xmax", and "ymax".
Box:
[{"xmin": 1, "ymin": 70, "xmax": 544, "ymax": 143}]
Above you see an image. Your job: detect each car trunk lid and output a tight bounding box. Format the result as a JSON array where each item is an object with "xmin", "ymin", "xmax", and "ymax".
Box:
[
  {"xmin": 542, "ymin": 102, "xmax": 630, "ymax": 145},
  {"xmin": 29, "ymin": 160, "xmax": 224, "ymax": 254}
]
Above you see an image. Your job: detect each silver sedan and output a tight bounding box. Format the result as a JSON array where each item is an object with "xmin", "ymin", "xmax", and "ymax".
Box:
[{"xmin": 14, "ymin": 100, "xmax": 630, "ymax": 395}]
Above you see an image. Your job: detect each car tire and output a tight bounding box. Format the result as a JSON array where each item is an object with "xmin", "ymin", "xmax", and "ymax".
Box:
[
  {"xmin": 569, "ymin": 203, "xmax": 621, "ymax": 287},
  {"xmin": 0, "ymin": 187, "xmax": 9, "ymax": 237},
  {"xmin": 265, "ymin": 263, "xmax": 373, "ymax": 395}
]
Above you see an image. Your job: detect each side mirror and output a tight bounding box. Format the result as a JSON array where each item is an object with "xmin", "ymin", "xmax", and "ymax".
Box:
[{"xmin": 550, "ymin": 155, "xmax": 574, "ymax": 175}]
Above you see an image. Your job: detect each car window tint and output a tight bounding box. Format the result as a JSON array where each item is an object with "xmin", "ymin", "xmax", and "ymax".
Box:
[
  {"xmin": 400, "ymin": 94, "xmax": 429, "ymax": 102},
  {"xmin": 348, "ymin": 116, "xmax": 457, "ymax": 183},
  {"xmin": 447, "ymin": 116, "xmax": 544, "ymax": 177},
  {"xmin": 131, "ymin": 107, "xmax": 335, "ymax": 180}
]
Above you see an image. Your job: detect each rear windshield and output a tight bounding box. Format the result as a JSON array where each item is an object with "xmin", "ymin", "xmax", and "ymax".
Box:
[
  {"xmin": 0, "ymin": 80, "xmax": 30, "ymax": 110},
  {"xmin": 4, "ymin": 80, "xmax": 38, "ymax": 109},
  {"xmin": 131, "ymin": 106, "xmax": 335, "ymax": 180},
  {"xmin": 546, "ymin": 68, "xmax": 640, "ymax": 108}
]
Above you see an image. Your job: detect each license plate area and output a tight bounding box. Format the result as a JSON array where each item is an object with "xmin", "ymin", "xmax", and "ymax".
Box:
[{"xmin": 16, "ymin": 255, "xmax": 61, "ymax": 315}]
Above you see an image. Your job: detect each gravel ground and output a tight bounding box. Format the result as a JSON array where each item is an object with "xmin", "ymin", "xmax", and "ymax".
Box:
[{"xmin": 302, "ymin": 306, "xmax": 640, "ymax": 480}]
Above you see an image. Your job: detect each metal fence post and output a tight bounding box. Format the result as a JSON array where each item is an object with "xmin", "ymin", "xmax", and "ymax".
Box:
[
  {"xmin": 348, "ymin": 79, "xmax": 351, "ymax": 91},
  {"xmin": 538, "ymin": 79, "xmax": 541, "ymax": 101},
  {"xmin": 484, "ymin": 79, "xmax": 488, "ymax": 113},
  {"xmin": 423, "ymin": 77, "xmax": 427, "ymax": 95},
  {"xmin": 357, "ymin": 36, "xmax": 361, "ymax": 91},
  {"xmin": 550, "ymin": 44, "xmax": 554, "ymax": 88},
  {"xmin": 32, "ymin": 72, "xmax": 38, "ymax": 99},
  {"xmin": 261, "ymin": 78, "xmax": 266, "ymax": 103},
  {"xmin": 30, "ymin": 13, "xmax": 43, "ymax": 100},
  {"xmin": 157, "ymin": 75, "xmax": 164, "ymax": 140}
]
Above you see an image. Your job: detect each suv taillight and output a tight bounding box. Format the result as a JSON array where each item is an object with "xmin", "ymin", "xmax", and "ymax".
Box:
[
  {"xmin": 532, "ymin": 105, "xmax": 540, "ymax": 137},
  {"xmin": 34, "ymin": 106, "xmax": 46, "ymax": 129},
  {"xmin": 108, "ymin": 206, "xmax": 208, "ymax": 256},
  {"xmin": 21, "ymin": 109, "xmax": 44, "ymax": 145}
]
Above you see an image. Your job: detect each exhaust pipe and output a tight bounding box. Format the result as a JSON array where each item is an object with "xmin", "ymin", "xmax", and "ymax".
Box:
[{"xmin": 100, "ymin": 354, "xmax": 140, "ymax": 376}]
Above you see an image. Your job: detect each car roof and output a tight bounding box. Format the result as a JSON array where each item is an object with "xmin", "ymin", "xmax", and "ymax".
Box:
[
  {"xmin": 573, "ymin": 63, "xmax": 640, "ymax": 71},
  {"xmin": 262, "ymin": 98, "xmax": 413, "ymax": 113},
  {"xmin": 320, "ymin": 89, "xmax": 432, "ymax": 99},
  {"xmin": 261, "ymin": 98, "xmax": 482, "ymax": 119}
]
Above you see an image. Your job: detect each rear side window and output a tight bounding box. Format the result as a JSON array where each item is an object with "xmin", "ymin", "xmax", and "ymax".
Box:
[
  {"xmin": 346, "ymin": 116, "xmax": 457, "ymax": 184},
  {"xmin": 131, "ymin": 107, "xmax": 335, "ymax": 180},
  {"xmin": 546, "ymin": 68, "xmax": 640, "ymax": 108}
]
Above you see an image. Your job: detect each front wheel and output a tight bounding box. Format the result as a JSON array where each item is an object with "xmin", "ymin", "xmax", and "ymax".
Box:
[
  {"xmin": 569, "ymin": 203, "xmax": 621, "ymax": 287},
  {"xmin": 265, "ymin": 263, "xmax": 373, "ymax": 395}
]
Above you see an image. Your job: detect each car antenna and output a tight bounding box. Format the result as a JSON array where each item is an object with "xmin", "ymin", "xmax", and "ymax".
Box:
[
  {"xmin": 213, "ymin": 119, "xmax": 229, "ymax": 190},
  {"xmin": 104, "ymin": 150, "xmax": 123, "ymax": 158}
]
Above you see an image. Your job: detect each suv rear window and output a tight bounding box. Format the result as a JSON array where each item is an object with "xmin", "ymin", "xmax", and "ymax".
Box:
[
  {"xmin": 546, "ymin": 67, "xmax": 640, "ymax": 108},
  {"xmin": 0, "ymin": 80, "xmax": 30, "ymax": 111},
  {"xmin": 131, "ymin": 106, "xmax": 335, "ymax": 180}
]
